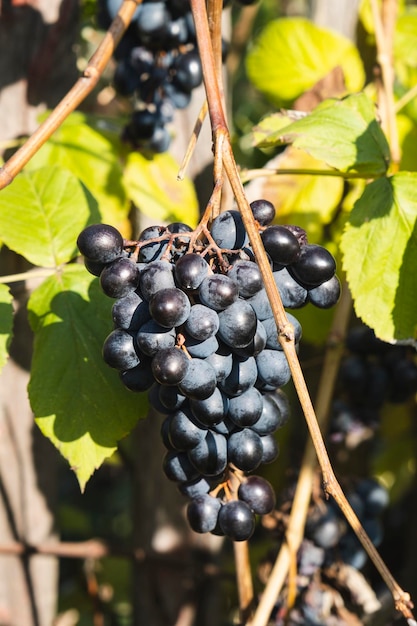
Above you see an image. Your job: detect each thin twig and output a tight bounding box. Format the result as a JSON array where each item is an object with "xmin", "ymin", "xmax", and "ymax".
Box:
[{"xmin": 0, "ymin": 0, "xmax": 141, "ymax": 190}]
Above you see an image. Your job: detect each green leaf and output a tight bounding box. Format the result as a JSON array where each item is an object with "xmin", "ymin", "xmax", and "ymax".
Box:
[
  {"xmin": 0, "ymin": 166, "xmax": 100, "ymax": 267},
  {"xmin": 0, "ymin": 284, "xmax": 13, "ymax": 374},
  {"xmin": 246, "ymin": 18, "xmax": 365, "ymax": 107},
  {"xmin": 123, "ymin": 151, "xmax": 199, "ymax": 225},
  {"xmin": 341, "ymin": 173, "xmax": 417, "ymax": 342},
  {"xmin": 27, "ymin": 265, "xmax": 148, "ymax": 490},
  {"xmin": 27, "ymin": 112, "xmax": 130, "ymax": 231},
  {"xmin": 253, "ymin": 94, "xmax": 390, "ymax": 177}
]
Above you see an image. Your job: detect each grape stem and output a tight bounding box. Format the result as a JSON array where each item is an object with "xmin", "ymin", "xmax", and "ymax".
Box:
[
  {"xmin": 190, "ymin": 0, "xmax": 415, "ymax": 622},
  {"xmin": 0, "ymin": 0, "xmax": 142, "ymax": 190}
]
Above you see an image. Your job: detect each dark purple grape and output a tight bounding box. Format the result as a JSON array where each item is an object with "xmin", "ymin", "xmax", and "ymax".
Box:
[
  {"xmin": 238, "ymin": 476, "xmax": 276, "ymax": 515},
  {"xmin": 255, "ymin": 349, "xmax": 291, "ymax": 388},
  {"xmin": 259, "ymin": 434, "xmax": 279, "ymax": 463},
  {"xmin": 273, "ymin": 267, "xmax": 308, "ymax": 308},
  {"xmin": 189, "ymin": 387, "xmax": 229, "ymax": 426},
  {"xmin": 151, "ymin": 347, "xmax": 189, "ymax": 385},
  {"xmin": 102, "ymin": 329, "xmax": 141, "ymax": 370},
  {"xmin": 179, "ymin": 476, "xmax": 213, "ymax": 498},
  {"xmin": 183, "ymin": 333, "xmax": 218, "ymax": 358},
  {"xmin": 175, "ymin": 253, "xmax": 210, "ymax": 290},
  {"xmin": 250, "ymin": 199, "xmax": 276, "ymax": 226},
  {"xmin": 120, "ymin": 361, "xmax": 154, "ymax": 392},
  {"xmin": 220, "ymin": 356, "xmax": 258, "ymax": 397},
  {"xmin": 289, "ymin": 243, "xmax": 336, "ymax": 287},
  {"xmin": 100, "ymin": 257, "xmax": 140, "ymax": 298},
  {"xmin": 261, "ymin": 225, "xmax": 301, "ymax": 266},
  {"xmin": 227, "ymin": 387, "xmax": 263, "ymax": 427},
  {"xmin": 218, "ymin": 300, "xmax": 257, "ymax": 349},
  {"xmin": 184, "ymin": 304, "xmax": 219, "ymax": 340},
  {"xmin": 138, "ymin": 225, "xmax": 168, "ymax": 263},
  {"xmin": 136, "ymin": 320, "xmax": 176, "ymax": 356},
  {"xmin": 186, "ymin": 495, "xmax": 222, "ymax": 533},
  {"xmin": 234, "ymin": 320, "xmax": 267, "ymax": 358},
  {"xmin": 112, "ymin": 291, "xmax": 151, "ymax": 331},
  {"xmin": 199, "ymin": 274, "xmax": 239, "ymax": 311},
  {"xmin": 178, "ymin": 358, "xmax": 217, "ymax": 400},
  {"xmin": 227, "ymin": 428, "xmax": 263, "ymax": 472},
  {"xmin": 168, "ymin": 407, "xmax": 207, "ymax": 450},
  {"xmin": 163, "ymin": 450, "xmax": 199, "ymax": 482},
  {"xmin": 228, "ymin": 260, "xmax": 263, "ymax": 298},
  {"xmin": 205, "ymin": 344, "xmax": 233, "ymax": 382},
  {"xmin": 210, "ymin": 210, "xmax": 249, "ymax": 250},
  {"xmin": 173, "ymin": 50, "xmax": 203, "ymax": 92},
  {"xmin": 158, "ymin": 385, "xmax": 186, "ymax": 411},
  {"xmin": 84, "ymin": 257, "xmax": 109, "ymax": 277},
  {"xmin": 308, "ymin": 275, "xmax": 341, "ymax": 308},
  {"xmin": 149, "ymin": 287, "xmax": 191, "ymax": 328},
  {"xmin": 218, "ymin": 500, "xmax": 255, "ymax": 541},
  {"xmin": 251, "ymin": 392, "xmax": 287, "ymax": 435},
  {"xmin": 139, "ymin": 260, "xmax": 175, "ymax": 300},
  {"xmin": 188, "ymin": 431, "xmax": 228, "ymax": 476},
  {"xmin": 77, "ymin": 223, "xmax": 123, "ymax": 263}
]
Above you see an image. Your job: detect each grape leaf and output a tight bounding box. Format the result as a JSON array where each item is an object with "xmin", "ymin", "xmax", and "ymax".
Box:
[
  {"xmin": 341, "ymin": 173, "xmax": 417, "ymax": 342},
  {"xmin": 246, "ymin": 18, "xmax": 365, "ymax": 107},
  {"xmin": 252, "ymin": 94, "xmax": 390, "ymax": 176},
  {"xmin": 27, "ymin": 264, "xmax": 148, "ymax": 490},
  {"xmin": 0, "ymin": 284, "xmax": 13, "ymax": 374},
  {"xmin": 0, "ymin": 166, "xmax": 100, "ymax": 267},
  {"xmin": 27, "ymin": 112, "xmax": 130, "ymax": 231},
  {"xmin": 123, "ymin": 151, "xmax": 199, "ymax": 226}
]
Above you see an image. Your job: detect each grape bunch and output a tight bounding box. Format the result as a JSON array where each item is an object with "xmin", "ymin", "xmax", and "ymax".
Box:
[
  {"xmin": 98, "ymin": 0, "xmax": 211, "ymax": 153},
  {"xmin": 77, "ymin": 199, "xmax": 339, "ymax": 541},
  {"xmin": 268, "ymin": 479, "xmax": 389, "ymax": 625},
  {"xmin": 330, "ymin": 325, "xmax": 417, "ymax": 446}
]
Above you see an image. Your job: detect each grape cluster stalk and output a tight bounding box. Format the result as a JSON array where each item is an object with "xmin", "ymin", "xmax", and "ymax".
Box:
[{"xmin": 77, "ymin": 199, "xmax": 340, "ymax": 541}]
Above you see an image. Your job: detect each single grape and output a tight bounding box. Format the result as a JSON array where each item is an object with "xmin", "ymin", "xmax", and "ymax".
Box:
[
  {"xmin": 199, "ymin": 274, "xmax": 239, "ymax": 311},
  {"xmin": 210, "ymin": 210, "xmax": 249, "ymax": 250},
  {"xmin": 183, "ymin": 333, "xmax": 219, "ymax": 359},
  {"xmin": 250, "ymin": 199, "xmax": 276, "ymax": 226},
  {"xmin": 308, "ymin": 275, "xmax": 341, "ymax": 309},
  {"xmin": 228, "ymin": 260, "xmax": 263, "ymax": 298},
  {"xmin": 186, "ymin": 495, "xmax": 222, "ymax": 533},
  {"xmin": 77, "ymin": 223, "xmax": 123, "ymax": 263},
  {"xmin": 138, "ymin": 225, "xmax": 168, "ymax": 263},
  {"xmin": 158, "ymin": 385, "xmax": 186, "ymax": 411},
  {"xmin": 259, "ymin": 434, "xmax": 279, "ymax": 464},
  {"xmin": 173, "ymin": 50, "xmax": 203, "ymax": 92},
  {"xmin": 120, "ymin": 361, "xmax": 154, "ymax": 392},
  {"xmin": 149, "ymin": 287, "xmax": 191, "ymax": 328},
  {"xmin": 234, "ymin": 319, "xmax": 267, "ymax": 358},
  {"xmin": 100, "ymin": 257, "xmax": 141, "ymax": 298},
  {"xmin": 218, "ymin": 500, "xmax": 255, "ymax": 541},
  {"xmin": 184, "ymin": 304, "xmax": 219, "ymax": 341},
  {"xmin": 188, "ymin": 431, "xmax": 228, "ymax": 476},
  {"xmin": 220, "ymin": 356, "xmax": 258, "ymax": 397},
  {"xmin": 262, "ymin": 314, "xmax": 302, "ymax": 350},
  {"xmin": 289, "ymin": 243, "xmax": 336, "ymax": 287},
  {"xmin": 255, "ymin": 349, "xmax": 291, "ymax": 388},
  {"xmin": 112, "ymin": 291, "xmax": 151, "ymax": 331},
  {"xmin": 151, "ymin": 347, "xmax": 189, "ymax": 385},
  {"xmin": 174, "ymin": 253, "xmax": 210, "ymax": 291},
  {"xmin": 179, "ymin": 476, "xmax": 213, "ymax": 498},
  {"xmin": 218, "ymin": 300, "xmax": 257, "ymax": 349},
  {"xmin": 251, "ymin": 392, "xmax": 287, "ymax": 435},
  {"xmin": 163, "ymin": 450, "xmax": 199, "ymax": 482},
  {"xmin": 227, "ymin": 387, "xmax": 263, "ymax": 427},
  {"xmin": 227, "ymin": 428, "xmax": 263, "ymax": 472},
  {"xmin": 168, "ymin": 406, "xmax": 207, "ymax": 450},
  {"xmin": 189, "ymin": 387, "xmax": 229, "ymax": 426},
  {"xmin": 205, "ymin": 344, "xmax": 233, "ymax": 382},
  {"xmin": 136, "ymin": 319, "xmax": 176, "ymax": 356},
  {"xmin": 102, "ymin": 329, "xmax": 141, "ymax": 370},
  {"xmin": 139, "ymin": 260, "xmax": 175, "ymax": 300},
  {"xmin": 238, "ymin": 476, "xmax": 276, "ymax": 515},
  {"xmin": 261, "ymin": 225, "xmax": 301, "ymax": 266},
  {"xmin": 178, "ymin": 358, "xmax": 217, "ymax": 400},
  {"xmin": 273, "ymin": 267, "xmax": 308, "ymax": 309}
]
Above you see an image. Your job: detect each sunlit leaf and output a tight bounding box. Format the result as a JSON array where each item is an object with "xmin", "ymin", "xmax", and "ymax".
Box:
[
  {"xmin": 123, "ymin": 151, "xmax": 199, "ymax": 226},
  {"xmin": 0, "ymin": 284, "xmax": 13, "ymax": 374},
  {"xmin": 341, "ymin": 173, "xmax": 417, "ymax": 342},
  {"xmin": 28, "ymin": 265, "xmax": 148, "ymax": 490},
  {"xmin": 246, "ymin": 18, "xmax": 365, "ymax": 107},
  {"xmin": 0, "ymin": 166, "xmax": 100, "ymax": 267}
]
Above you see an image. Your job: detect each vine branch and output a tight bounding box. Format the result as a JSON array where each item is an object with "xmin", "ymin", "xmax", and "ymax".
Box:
[{"xmin": 0, "ymin": 0, "xmax": 141, "ymax": 190}]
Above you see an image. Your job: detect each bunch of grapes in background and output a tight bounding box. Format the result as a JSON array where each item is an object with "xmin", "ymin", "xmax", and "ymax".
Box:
[
  {"xmin": 98, "ymin": 0, "xmax": 211, "ymax": 152},
  {"xmin": 330, "ymin": 325, "xmax": 417, "ymax": 447},
  {"xmin": 263, "ymin": 478, "xmax": 389, "ymax": 625},
  {"xmin": 77, "ymin": 199, "xmax": 340, "ymax": 540}
]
